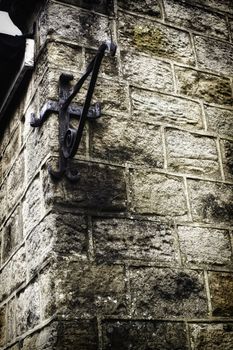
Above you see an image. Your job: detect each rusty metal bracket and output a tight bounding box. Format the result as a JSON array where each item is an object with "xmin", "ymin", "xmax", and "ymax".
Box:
[{"xmin": 30, "ymin": 40, "xmax": 117, "ymax": 181}]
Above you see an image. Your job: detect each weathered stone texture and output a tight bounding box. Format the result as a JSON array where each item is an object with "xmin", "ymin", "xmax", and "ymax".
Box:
[
  {"xmin": 43, "ymin": 162, "xmax": 127, "ymax": 212},
  {"xmin": 16, "ymin": 281, "xmax": 41, "ymax": 335},
  {"xmin": 2, "ymin": 206, "xmax": 22, "ymax": 263},
  {"xmin": 175, "ymin": 67, "xmax": 232, "ymax": 105},
  {"xmin": 102, "ymin": 321, "xmax": 189, "ymax": 350},
  {"xmin": 131, "ymin": 88, "xmax": 203, "ymax": 130},
  {"xmin": 20, "ymin": 323, "xmax": 58, "ymax": 350},
  {"xmin": 54, "ymin": 262, "xmax": 127, "ymax": 318},
  {"xmin": 22, "ymin": 177, "xmax": 43, "ymax": 236},
  {"xmin": 91, "ymin": 118, "xmax": 163, "ymax": 167},
  {"xmin": 0, "ymin": 263, "xmax": 11, "ymax": 302},
  {"xmin": 0, "ymin": 306, "xmax": 7, "ymax": 347},
  {"xmin": 11, "ymin": 247, "xmax": 26, "ymax": 292},
  {"xmin": 56, "ymin": 0, "xmax": 114, "ymax": 15},
  {"xmin": 221, "ymin": 140, "xmax": 233, "ymax": 181},
  {"xmin": 208, "ymin": 272, "xmax": 233, "ymax": 316},
  {"xmin": 118, "ymin": 0, "xmax": 162, "ymax": 17},
  {"xmin": 6, "ymin": 298, "xmax": 16, "ymax": 344},
  {"xmin": 39, "ymin": 2, "xmax": 111, "ymax": 48},
  {"xmin": 194, "ymin": 36, "xmax": 233, "ymax": 76},
  {"xmin": 93, "ymin": 218, "xmax": 176, "ymax": 264},
  {"xmin": 189, "ymin": 323, "xmax": 233, "ymax": 350},
  {"xmin": 130, "ymin": 268, "xmax": 207, "ymax": 318},
  {"xmin": 6, "ymin": 151, "xmax": 25, "ymax": 209},
  {"xmin": 166, "ymin": 129, "xmax": 220, "ymax": 177},
  {"xmin": 1, "ymin": 128, "xmax": 20, "ymax": 178},
  {"xmin": 164, "ymin": 0, "xmax": 229, "ymax": 39},
  {"xmin": 205, "ymin": 106, "xmax": 233, "ymax": 138},
  {"xmin": 178, "ymin": 226, "xmax": 232, "ymax": 267},
  {"xmin": 187, "ymin": 0, "xmax": 233, "ymax": 14},
  {"xmin": 118, "ymin": 13, "xmax": 195, "ymax": 65},
  {"xmin": 121, "ymin": 51, "xmax": 174, "ymax": 92},
  {"xmin": 130, "ymin": 170, "xmax": 188, "ymax": 218},
  {"xmin": 188, "ymin": 179, "xmax": 233, "ymax": 224}
]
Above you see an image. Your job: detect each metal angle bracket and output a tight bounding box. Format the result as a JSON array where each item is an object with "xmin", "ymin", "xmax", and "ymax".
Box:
[{"xmin": 30, "ymin": 40, "xmax": 117, "ymax": 181}]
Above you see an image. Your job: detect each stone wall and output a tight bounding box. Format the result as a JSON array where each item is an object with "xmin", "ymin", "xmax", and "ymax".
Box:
[{"xmin": 0, "ymin": 0, "xmax": 233, "ymax": 349}]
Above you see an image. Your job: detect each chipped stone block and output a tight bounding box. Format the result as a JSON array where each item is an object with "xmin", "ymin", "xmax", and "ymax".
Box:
[
  {"xmin": 93, "ymin": 218, "xmax": 176, "ymax": 263},
  {"xmin": 130, "ymin": 267, "xmax": 207, "ymax": 318},
  {"xmin": 130, "ymin": 170, "xmax": 188, "ymax": 218},
  {"xmin": 102, "ymin": 320, "xmax": 189, "ymax": 350},
  {"xmin": 118, "ymin": 12, "xmax": 195, "ymax": 65},
  {"xmin": 208, "ymin": 272, "xmax": 233, "ymax": 317},
  {"xmin": 131, "ymin": 87, "xmax": 203, "ymax": 130},
  {"xmin": 178, "ymin": 226, "xmax": 232, "ymax": 267},
  {"xmin": 166, "ymin": 128, "xmax": 220, "ymax": 177},
  {"xmin": 118, "ymin": 0, "xmax": 162, "ymax": 17},
  {"xmin": 188, "ymin": 179, "xmax": 233, "ymax": 224},
  {"xmin": 175, "ymin": 67, "xmax": 232, "ymax": 105}
]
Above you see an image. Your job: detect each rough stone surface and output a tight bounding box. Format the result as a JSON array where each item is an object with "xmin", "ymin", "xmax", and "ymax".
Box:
[
  {"xmin": 130, "ymin": 170, "xmax": 188, "ymax": 218},
  {"xmin": 130, "ymin": 268, "xmax": 207, "ymax": 318},
  {"xmin": 93, "ymin": 218, "xmax": 176, "ymax": 263},
  {"xmin": 0, "ymin": 306, "xmax": 6, "ymax": 347},
  {"xmin": 187, "ymin": 0, "xmax": 233, "ymax": 14},
  {"xmin": 56, "ymin": 0, "xmax": 114, "ymax": 15},
  {"xmin": 43, "ymin": 162, "xmax": 127, "ymax": 212},
  {"xmin": 91, "ymin": 118, "xmax": 163, "ymax": 167},
  {"xmin": 118, "ymin": 12, "xmax": 195, "ymax": 65},
  {"xmin": 118, "ymin": 0, "xmax": 162, "ymax": 17},
  {"xmin": 205, "ymin": 105, "xmax": 233, "ymax": 138},
  {"xmin": 102, "ymin": 321, "xmax": 189, "ymax": 350},
  {"xmin": 189, "ymin": 323, "xmax": 233, "ymax": 350},
  {"xmin": 164, "ymin": 0, "xmax": 229, "ymax": 39},
  {"xmin": 121, "ymin": 51, "xmax": 174, "ymax": 92},
  {"xmin": 6, "ymin": 151, "xmax": 25, "ymax": 209},
  {"xmin": 11, "ymin": 247, "xmax": 26, "ymax": 292},
  {"xmin": 208, "ymin": 272, "xmax": 233, "ymax": 317},
  {"xmin": 221, "ymin": 140, "xmax": 233, "ymax": 181},
  {"xmin": 131, "ymin": 88, "xmax": 203, "ymax": 130},
  {"xmin": 188, "ymin": 179, "xmax": 233, "ymax": 224},
  {"xmin": 166, "ymin": 129, "xmax": 220, "ymax": 177},
  {"xmin": 175, "ymin": 67, "xmax": 233, "ymax": 105},
  {"xmin": 178, "ymin": 226, "xmax": 232, "ymax": 267},
  {"xmin": 194, "ymin": 36, "xmax": 233, "ymax": 76}
]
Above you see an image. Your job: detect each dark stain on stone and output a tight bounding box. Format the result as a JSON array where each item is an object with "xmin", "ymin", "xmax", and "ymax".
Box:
[
  {"xmin": 224, "ymin": 141, "xmax": 233, "ymax": 175},
  {"xmin": 202, "ymin": 194, "xmax": 233, "ymax": 222}
]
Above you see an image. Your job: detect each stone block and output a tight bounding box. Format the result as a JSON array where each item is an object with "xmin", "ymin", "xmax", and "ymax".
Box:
[
  {"xmin": 186, "ymin": 0, "xmax": 233, "ymax": 14},
  {"xmin": 6, "ymin": 151, "xmax": 25, "ymax": 209},
  {"xmin": 102, "ymin": 320, "xmax": 189, "ymax": 350},
  {"xmin": 39, "ymin": 266, "xmax": 56, "ymax": 320},
  {"xmin": 56, "ymin": 0, "xmax": 114, "ymax": 15},
  {"xmin": 164, "ymin": 0, "xmax": 229, "ymax": 39},
  {"xmin": 93, "ymin": 218, "xmax": 176, "ymax": 263},
  {"xmin": 189, "ymin": 323, "xmax": 233, "ymax": 350},
  {"xmin": 194, "ymin": 36, "xmax": 233, "ymax": 76},
  {"xmin": 20, "ymin": 323, "xmax": 59, "ymax": 350},
  {"xmin": 166, "ymin": 128, "xmax": 220, "ymax": 177},
  {"xmin": 0, "ymin": 263, "xmax": 11, "ymax": 302},
  {"xmin": 2, "ymin": 205, "xmax": 22, "ymax": 264},
  {"xmin": 26, "ymin": 215, "xmax": 55, "ymax": 278},
  {"xmin": 43, "ymin": 161, "xmax": 127, "ymax": 212},
  {"xmin": 11, "ymin": 247, "xmax": 26, "ymax": 292},
  {"xmin": 175, "ymin": 66, "xmax": 232, "ymax": 105},
  {"xmin": 130, "ymin": 267, "xmax": 207, "ymax": 318},
  {"xmin": 40, "ymin": 2, "xmax": 112, "ymax": 48},
  {"xmin": 6, "ymin": 298, "xmax": 16, "ymax": 343},
  {"xmin": 56, "ymin": 320, "xmax": 98, "ymax": 350},
  {"xmin": 0, "ymin": 182, "xmax": 7, "ymax": 225},
  {"xmin": 90, "ymin": 117, "xmax": 163, "ymax": 167},
  {"xmin": 221, "ymin": 140, "xmax": 233, "ymax": 181},
  {"xmin": 208, "ymin": 272, "xmax": 233, "ymax": 317},
  {"xmin": 118, "ymin": 0, "xmax": 162, "ymax": 17},
  {"xmin": 47, "ymin": 42, "xmax": 84, "ymax": 72},
  {"xmin": 54, "ymin": 262, "xmax": 127, "ymax": 317},
  {"xmin": 178, "ymin": 226, "xmax": 232, "ymax": 267},
  {"xmin": 22, "ymin": 177, "xmax": 43, "ymax": 236},
  {"xmin": 85, "ymin": 48, "xmax": 119, "ymax": 78},
  {"xmin": 131, "ymin": 87, "xmax": 203, "ymax": 130},
  {"xmin": 188, "ymin": 179, "xmax": 233, "ymax": 224},
  {"xmin": 1, "ymin": 128, "xmax": 20, "ymax": 178},
  {"xmin": 16, "ymin": 281, "xmax": 41, "ymax": 336},
  {"xmin": 0, "ymin": 306, "xmax": 6, "ymax": 347},
  {"xmin": 130, "ymin": 170, "xmax": 188, "ymax": 218},
  {"xmin": 121, "ymin": 51, "xmax": 174, "ymax": 92},
  {"xmin": 118, "ymin": 12, "xmax": 195, "ymax": 65},
  {"xmin": 205, "ymin": 105, "xmax": 233, "ymax": 138}
]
